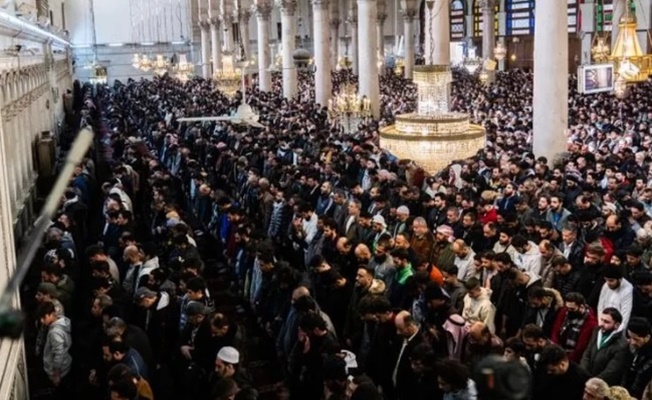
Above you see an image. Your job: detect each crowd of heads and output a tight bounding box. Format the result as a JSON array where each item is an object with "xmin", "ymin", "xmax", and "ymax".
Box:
[{"xmin": 27, "ymin": 64, "xmax": 652, "ymax": 400}]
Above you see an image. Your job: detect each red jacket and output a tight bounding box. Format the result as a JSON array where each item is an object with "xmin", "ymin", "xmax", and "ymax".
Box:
[
  {"xmin": 479, "ymin": 208, "xmax": 498, "ymax": 225},
  {"xmin": 551, "ymin": 307, "xmax": 597, "ymax": 362}
]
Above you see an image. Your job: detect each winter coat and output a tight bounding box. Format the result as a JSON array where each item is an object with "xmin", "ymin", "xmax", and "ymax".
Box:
[
  {"xmin": 43, "ymin": 317, "xmax": 73, "ymax": 380},
  {"xmin": 580, "ymin": 327, "xmax": 629, "ymax": 385}
]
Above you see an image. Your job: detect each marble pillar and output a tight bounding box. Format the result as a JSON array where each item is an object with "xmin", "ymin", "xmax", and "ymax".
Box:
[
  {"xmin": 580, "ymin": 0, "xmax": 595, "ymax": 65},
  {"xmin": 313, "ymin": 0, "xmax": 332, "ymax": 107},
  {"xmin": 481, "ymin": 0, "xmax": 496, "ymax": 82},
  {"xmin": 376, "ymin": 0, "xmax": 387, "ymax": 75},
  {"xmin": 279, "ymin": 0, "xmax": 298, "ymax": 99},
  {"xmin": 401, "ymin": 0, "xmax": 418, "ymax": 79},
  {"xmin": 330, "ymin": 18, "xmax": 341, "ymax": 69},
  {"xmin": 210, "ymin": 17, "xmax": 222, "ymax": 74},
  {"xmin": 429, "ymin": 0, "xmax": 450, "ymax": 65},
  {"xmin": 358, "ymin": 0, "xmax": 380, "ymax": 117},
  {"xmin": 221, "ymin": 0, "xmax": 235, "ymax": 52},
  {"xmin": 200, "ymin": 20, "xmax": 211, "ymax": 78},
  {"xmin": 239, "ymin": 10, "xmax": 252, "ymax": 56},
  {"xmin": 254, "ymin": 0, "xmax": 273, "ymax": 91},
  {"xmin": 348, "ymin": 3, "xmax": 359, "ymax": 75},
  {"xmin": 533, "ymin": 0, "xmax": 568, "ymax": 164}
]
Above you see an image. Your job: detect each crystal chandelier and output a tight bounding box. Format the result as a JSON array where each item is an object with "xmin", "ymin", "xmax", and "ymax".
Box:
[
  {"xmin": 463, "ymin": 48, "xmax": 482, "ymax": 74},
  {"xmin": 153, "ymin": 54, "xmax": 170, "ymax": 76},
  {"xmin": 174, "ymin": 54, "xmax": 194, "ymax": 83},
  {"xmin": 591, "ymin": 37, "xmax": 610, "ymax": 62},
  {"xmin": 139, "ymin": 55, "xmax": 153, "ymax": 72},
  {"xmin": 394, "ymin": 57, "xmax": 405, "ymax": 76},
  {"xmin": 327, "ymin": 83, "xmax": 372, "ymax": 134},
  {"xmin": 379, "ymin": 65, "xmax": 486, "ymax": 173},
  {"xmin": 336, "ymin": 56, "xmax": 352, "ymax": 71},
  {"xmin": 214, "ymin": 51, "xmax": 243, "ymax": 97},
  {"xmin": 132, "ymin": 53, "xmax": 142, "ymax": 69},
  {"xmin": 494, "ymin": 41, "xmax": 507, "ymax": 61}
]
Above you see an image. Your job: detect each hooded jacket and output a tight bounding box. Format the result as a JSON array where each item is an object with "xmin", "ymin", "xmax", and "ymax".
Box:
[
  {"xmin": 462, "ymin": 287, "xmax": 496, "ymax": 333},
  {"xmin": 43, "ymin": 316, "xmax": 73, "ymax": 380}
]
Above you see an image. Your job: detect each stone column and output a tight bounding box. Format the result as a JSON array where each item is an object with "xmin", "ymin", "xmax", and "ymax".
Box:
[
  {"xmin": 376, "ymin": 0, "xmax": 387, "ymax": 75},
  {"xmin": 580, "ymin": 0, "xmax": 595, "ymax": 65},
  {"xmin": 210, "ymin": 17, "xmax": 222, "ymax": 74},
  {"xmin": 278, "ymin": 0, "xmax": 298, "ymax": 99},
  {"xmin": 254, "ymin": 0, "xmax": 273, "ymax": 91},
  {"xmin": 239, "ymin": 10, "xmax": 252, "ymax": 56},
  {"xmin": 533, "ymin": 0, "xmax": 568, "ymax": 164},
  {"xmin": 200, "ymin": 20, "xmax": 211, "ymax": 78},
  {"xmin": 429, "ymin": 0, "xmax": 450, "ymax": 65},
  {"xmin": 221, "ymin": 0, "xmax": 235, "ymax": 52},
  {"xmin": 348, "ymin": 4, "xmax": 359, "ymax": 75},
  {"xmin": 330, "ymin": 17, "xmax": 341, "ymax": 69},
  {"xmin": 358, "ymin": 0, "xmax": 380, "ymax": 117},
  {"xmin": 313, "ymin": 0, "xmax": 332, "ymax": 107},
  {"xmin": 480, "ymin": 0, "xmax": 496, "ymax": 82},
  {"xmin": 402, "ymin": 2, "xmax": 417, "ymax": 78}
]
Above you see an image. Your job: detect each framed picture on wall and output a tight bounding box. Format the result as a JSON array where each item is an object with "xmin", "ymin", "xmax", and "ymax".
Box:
[{"xmin": 577, "ymin": 63, "xmax": 615, "ymax": 94}]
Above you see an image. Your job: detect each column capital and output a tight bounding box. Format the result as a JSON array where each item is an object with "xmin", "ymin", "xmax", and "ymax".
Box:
[
  {"xmin": 276, "ymin": 0, "xmax": 298, "ymax": 15},
  {"xmin": 399, "ymin": 0, "xmax": 418, "ymax": 19},
  {"xmin": 312, "ymin": 0, "xmax": 329, "ymax": 10},
  {"xmin": 479, "ymin": 0, "xmax": 496, "ymax": 12},
  {"xmin": 377, "ymin": 13, "xmax": 387, "ymax": 24},
  {"xmin": 237, "ymin": 9, "xmax": 252, "ymax": 22},
  {"xmin": 330, "ymin": 18, "xmax": 341, "ymax": 28},
  {"xmin": 253, "ymin": 1, "xmax": 273, "ymax": 19},
  {"xmin": 377, "ymin": 0, "xmax": 386, "ymax": 15},
  {"xmin": 210, "ymin": 16, "xmax": 220, "ymax": 26},
  {"xmin": 199, "ymin": 20, "xmax": 211, "ymax": 29}
]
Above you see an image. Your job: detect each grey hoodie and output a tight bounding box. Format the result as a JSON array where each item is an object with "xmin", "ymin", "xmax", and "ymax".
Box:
[{"xmin": 43, "ymin": 316, "xmax": 72, "ymax": 380}]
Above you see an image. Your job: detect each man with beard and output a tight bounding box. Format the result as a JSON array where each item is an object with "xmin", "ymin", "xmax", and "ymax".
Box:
[
  {"xmin": 622, "ymin": 318, "xmax": 652, "ymax": 398},
  {"xmin": 462, "ymin": 322, "xmax": 503, "ymax": 369},
  {"xmin": 102, "ymin": 339, "xmax": 150, "ymax": 382},
  {"xmin": 605, "ymin": 215, "xmax": 636, "ymax": 251},
  {"xmin": 369, "ymin": 236, "xmax": 395, "ymax": 288},
  {"xmin": 578, "ymin": 243, "xmax": 608, "ymax": 309},
  {"xmin": 597, "ymin": 267, "xmax": 634, "ymax": 328},
  {"xmin": 344, "ymin": 266, "xmax": 385, "ymax": 352},
  {"xmin": 521, "ymin": 324, "xmax": 552, "ymax": 371},
  {"xmin": 212, "ymin": 347, "xmax": 255, "ymax": 399},
  {"xmin": 545, "ymin": 194, "xmax": 571, "ymax": 232},
  {"xmin": 580, "ymin": 307, "xmax": 629, "ymax": 385}
]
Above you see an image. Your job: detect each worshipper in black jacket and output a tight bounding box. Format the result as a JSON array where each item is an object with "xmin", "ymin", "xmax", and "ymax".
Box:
[
  {"xmin": 622, "ymin": 317, "xmax": 652, "ymax": 399},
  {"xmin": 409, "ymin": 343, "xmax": 443, "ymax": 400},
  {"xmin": 134, "ymin": 286, "xmax": 178, "ymax": 366},
  {"xmin": 288, "ymin": 313, "xmax": 340, "ymax": 400},
  {"xmin": 392, "ymin": 311, "xmax": 425, "ymax": 400},
  {"xmin": 533, "ymin": 344, "xmax": 590, "ymax": 400},
  {"xmin": 580, "ymin": 307, "xmax": 629, "ymax": 385}
]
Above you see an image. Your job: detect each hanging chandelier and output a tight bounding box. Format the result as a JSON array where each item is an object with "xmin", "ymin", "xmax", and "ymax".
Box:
[
  {"xmin": 394, "ymin": 57, "xmax": 405, "ymax": 76},
  {"xmin": 608, "ymin": 0, "xmax": 651, "ymax": 82},
  {"xmin": 336, "ymin": 56, "xmax": 352, "ymax": 71},
  {"xmin": 327, "ymin": 83, "xmax": 372, "ymax": 134},
  {"xmin": 152, "ymin": 54, "xmax": 170, "ymax": 76},
  {"xmin": 132, "ymin": 53, "xmax": 142, "ymax": 69},
  {"xmin": 379, "ymin": 66, "xmax": 486, "ymax": 173},
  {"xmin": 591, "ymin": 37, "xmax": 610, "ymax": 62},
  {"xmin": 494, "ymin": 41, "xmax": 507, "ymax": 61},
  {"xmin": 139, "ymin": 54, "xmax": 153, "ymax": 72},
  {"xmin": 214, "ymin": 51, "xmax": 243, "ymax": 97},
  {"xmin": 463, "ymin": 48, "xmax": 482, "ymax": 74},
  {"xmin": 174, "ymin": 54, "xmax": 194, "ymax": 83}
]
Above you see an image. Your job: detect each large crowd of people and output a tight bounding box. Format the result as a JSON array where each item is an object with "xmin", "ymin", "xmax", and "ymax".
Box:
[{"xmin": 23, "ymin": 64, "xmax": 652, "ymax": 400}]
